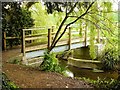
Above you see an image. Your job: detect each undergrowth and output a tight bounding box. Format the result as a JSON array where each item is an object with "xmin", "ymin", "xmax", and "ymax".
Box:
[
  {"xmin": 2, "ymin": 72, "xmax": 19, "ymax": 90},
  {"xmin": 39, "ymin": 52, "xmax": 66, "ymax": 73},
  {"xmin": 100, "ymin": 47, "xmax": 119, "ymax": 71},
  {"xmin": 77, "ymin": 77, "xmax": 120, "ymax": 90}
]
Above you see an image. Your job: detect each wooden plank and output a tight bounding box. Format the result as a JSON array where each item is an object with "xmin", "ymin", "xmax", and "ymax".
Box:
[
  {"xmin": 97, "ymin": 29, "xmax": 100, "ymax": 43},
  {"xmin": 27, "ymin": 57, "xmax": 44, "ymax": 65},
  {"xmin": 25, "ymin": 32, "xmax": 55, "ymax": 37},
  {"xmin": 48, "ymin": 28, "xmax": 51, "ymax": 50},
  {"xmin": 23, "ymin": 27, "xmax": 46, "ymax": 31},
  {"xmin": 22, "ymin": 30, "xmax": 28, "ymax": 65},
  {"xmin": 25, "ymin": 38, "xmax": 83, "ymax": 52},
  {"xmin": 25, "ymin": 38, "xmax": 82, "ymax": 52},
  {"xmin": 84, "ymin": 28, "xmax": 87, "ymax": 46},
  {"xmin": 56, "ymin": 38, "xmax": 84, "ymax": 47},
  {"xmin": 25, "ymin": 36, "xmax": 46, "ymax": 41},
  {"xmin": 6, "ymin": 37, "xmax": 20, "ymax": 39},
  {"xmin": 25, "ymin": 37, "xmax": 104, "ymax": 52},
  {"xmin": 27, "ymin": 56, "xmax": 44, "ymax": 62},
  {"xmin": 51, "ymin": 26, "xmax": 54, "ymax": 41},
  {"xmin": 26, "ymin": 33, "xmax": 47, "ymax": 37},
  {"xmin": 25, "ymin": 44, "xmax": 47, "ymax": 52},
  {"xmin": 68, "ymin": 27, "xmax": 71, "ymax": 50},
  {"xmin": 56, "ymin": 40, "xmax": 68, "ymax": 46},
  {"xmin": 28, "ymin": 61, "xmax": 43, "ymax": 66},
  {"xmin": 3, "ymin": 32, "xmax": 6, "ymax": 51}
]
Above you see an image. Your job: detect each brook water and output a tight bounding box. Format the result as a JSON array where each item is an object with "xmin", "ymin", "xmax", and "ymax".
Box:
[{"xmin": 59, "ymin": 47, "xmax": 118, "ymax": 80}]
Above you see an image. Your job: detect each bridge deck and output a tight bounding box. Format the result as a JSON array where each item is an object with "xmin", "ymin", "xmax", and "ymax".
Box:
[{"xmin": 26, "ymin": 41, "xmax": 91, "ymax": 59}]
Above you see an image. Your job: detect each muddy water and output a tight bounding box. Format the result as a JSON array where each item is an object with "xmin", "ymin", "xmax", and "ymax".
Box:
[
  {"xmin": 59, "ymin": 47, "xmax": 119, "ymax": 80},
  {"xmin": 59, "ymin": 60, "xmax": 118, "ymax": 80}
]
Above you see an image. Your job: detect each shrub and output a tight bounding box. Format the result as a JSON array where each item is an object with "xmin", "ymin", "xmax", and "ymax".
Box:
[
  {"xmin": 39, "ymin": 52, "xmax": 64, "ymax": 73},
  {"xmin": 77, "ymin": 77, "xmax": 120, "ymax": 90},
  {"xmin": 2, "ymin": 2, "xmax": 34, "ymax": 48},
  {"xmin": 100, "ymin": 47, "xmax": 119, "ymax": 71},
  {"xmin": 2, "ymin": 72, "xmax": 19, "ymax": 89}
]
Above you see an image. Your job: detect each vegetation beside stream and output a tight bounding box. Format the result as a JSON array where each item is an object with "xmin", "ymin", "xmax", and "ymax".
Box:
[
  {"xmin": 2, "ymin": 1, "xmax": 119, "ymax": 89},
  {"xmin": 77, "ymin": 77, "xmax": 120, "ymax": 90}
]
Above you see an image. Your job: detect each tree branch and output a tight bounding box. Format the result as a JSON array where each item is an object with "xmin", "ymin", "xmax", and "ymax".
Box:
[
  {"xmin": 50, "ymin": 1, "xmax": 95, "ymax": 51},
  {"xmin": 67, "ymin": 2, "xmax": 78, "ymax": 15},
  {"xmin": 50, "ymin": 16, "xmax": 68, "ymax": 48},
  {"xmin": 50, "ymin": 2, "xmax": 78, "ymax": 48},
  {"xmin": 66, "ymin": 1, "xmax": 95, "ymax": 26}
]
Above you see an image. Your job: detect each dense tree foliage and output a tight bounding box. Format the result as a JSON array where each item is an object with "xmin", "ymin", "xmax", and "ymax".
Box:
[
  {"xmin": 2, "ymin": 2, "xmax": 34, "ymax": 48},
  {"xmin": 44, "ymin": 1, "xmax": 118, "ymax": 56}
]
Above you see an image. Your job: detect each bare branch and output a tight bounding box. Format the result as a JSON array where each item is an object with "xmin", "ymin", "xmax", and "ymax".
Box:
[
  {"xmin": 67, "ymin": 2, "xmax": 78, "ymax": 15},
  {"xmin": 50, "ymin": 2, "xmax": 78, "ymax": 48},
  {"xmin": 50, "ymin": 1, "xmax": 95, "ymax": 51},
  {"xmin": 50, "ymin": 16, "xmax": 68, "ymax": 47},
  {"xmin": 66, "ymin": 1, "xmax": 95, "ymax": 26}
]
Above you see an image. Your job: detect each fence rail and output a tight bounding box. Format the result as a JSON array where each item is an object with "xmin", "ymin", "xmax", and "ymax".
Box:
[
  {"xmin": 3, "ymin": 32, "xmax": 21, "ymax": 51},
  {"xmin": 3, "ymin": 26, "xmax": 103, "ymax": 65},
  {"xmin": 21, "ymin": 26, "xmax": 103, "ymax": 65}
]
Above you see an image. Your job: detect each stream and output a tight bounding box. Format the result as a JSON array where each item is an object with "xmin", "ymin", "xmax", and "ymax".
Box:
[
  {"xmin": 59, "ymin": 47, "xmax": 119, "ymax": 80},
  {"xmin": 59, "ymin": 60, "xmax": 118, "ymax": 80}
]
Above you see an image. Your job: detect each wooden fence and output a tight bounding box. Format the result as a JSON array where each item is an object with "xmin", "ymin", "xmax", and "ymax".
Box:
[
  {"xmin": 22, "ymin": 27, "xmax": 71, "ymax": 64},
  {"xmin": 21, "ymin": 26, "xmax": 103, "ymax": 65},
  {"xmin": 3, "ymin": 32, "xmax": 21, "ymax": 51}
]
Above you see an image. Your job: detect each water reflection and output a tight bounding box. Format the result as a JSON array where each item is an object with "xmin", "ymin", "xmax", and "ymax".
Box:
[{"xmin": 59, "ymin": 60, "xmax": 118, "ymax": 80}]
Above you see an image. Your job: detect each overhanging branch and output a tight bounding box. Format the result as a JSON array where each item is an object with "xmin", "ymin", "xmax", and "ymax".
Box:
[
  {"xmin": 50, "ymin": 1, "xmax": 95, "ymax": 51},
  {"xmin": 50, "ymin": 2, "xmax": 78, "ymax": 48}
]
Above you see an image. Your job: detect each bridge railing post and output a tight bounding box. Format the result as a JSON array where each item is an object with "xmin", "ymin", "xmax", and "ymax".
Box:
[
  {"xmin": 3, "ymin": 32, "xmax": 6, "ymax": 51},
  {"xmin": 51, "ymin": 26, "xmax": 54, "ymax": 42},
  {"xmin": 84, "ymin": 27, "xmax": 87, "ymax": 47},
  {"xmin": 97, "ymin": 29, "xmax": 100, "ymax": 43},
  {"xmin": 68, "ymin": 26, "xmax": 71, "ymax": 50},
  {"xmin": 48, "ymin": 28, "xmax": 51, "ymax": 50},
  {"xmin": 22, "ymin": 29, "xmax": 27, "ymax": 65}
]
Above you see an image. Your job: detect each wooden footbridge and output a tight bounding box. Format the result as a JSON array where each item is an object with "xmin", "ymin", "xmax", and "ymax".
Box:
[{"xmin": 21, "ymin": 26, "xmax": 105, "ymax": 66}]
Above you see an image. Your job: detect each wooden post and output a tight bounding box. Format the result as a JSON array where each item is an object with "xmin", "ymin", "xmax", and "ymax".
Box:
[
  {"xmin": 68, "ymin": 26, "xmax": 71, "ymax": 50},
  {"xmin": 84, "ymin": 27, "xmax": 87, "ymax": 47},
  {"xmin": 51, "ymin": 26, "xmax": 54, "ymax": 41},
  {"xmin": 22, "ymin": 29, "xmax": 27, "ymax": 65},
  {"xmin": 48, "ymin": 28, "xmax": 51, "ymax": 50},
  {"xmin": 97, "ymin": 29, "xmax": 100, "ymax": 43},
  {"xmin": 21, "ymin": 29, "xmax": 23, "ymax": 53},
  {"xmin": 3, "ymin": 32, "xmax": 6, "ymax": 51}
]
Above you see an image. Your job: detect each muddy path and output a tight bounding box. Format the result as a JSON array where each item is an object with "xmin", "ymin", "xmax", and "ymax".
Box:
[{"xmin": 2, "ymin": 49, "xmax": 93, "ymax": 88}]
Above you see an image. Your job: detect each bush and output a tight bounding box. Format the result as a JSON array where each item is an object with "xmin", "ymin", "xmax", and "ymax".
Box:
[
  {"xmin": 39, "ymin": 52, "xmax": 64, "ymax": 73},
  {"xmin": 2, "ymin": 72, "xmax": 19, "ymax": 89},
  {"xmin": 100, "ymin": 47, "xmax": 119, "ymax": 71},
  {"xmin": 2, "ymin": 2, "xmax": 34, "ymax": 48},
  {"xmin": 77, "ymin": 77, "xmax": 120, "ymax": 90}
]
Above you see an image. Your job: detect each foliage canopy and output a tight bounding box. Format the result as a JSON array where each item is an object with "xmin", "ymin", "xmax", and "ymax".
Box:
[{"xmin": 2, "ymin": 2, "xmax": 34, "ymax": 47}]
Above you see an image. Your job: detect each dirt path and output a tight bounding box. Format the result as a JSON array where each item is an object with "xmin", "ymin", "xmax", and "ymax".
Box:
[{"xmin": 2, "ymin": 49, "xmax": 94, "ymax": 88}]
